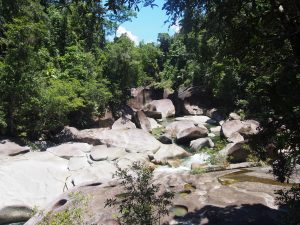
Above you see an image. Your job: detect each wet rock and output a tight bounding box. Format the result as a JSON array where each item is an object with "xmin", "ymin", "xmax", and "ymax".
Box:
[
  {"xmin": 158, "ymin": 134, "xmax": 173, "ymax": 144},
  {"xmin": 0, "ymin": 206, "xmax": 33, "ymax": 225},
  {"xmin": 0, "ymin": 140, "xmax": 30, "ymax": 157}
]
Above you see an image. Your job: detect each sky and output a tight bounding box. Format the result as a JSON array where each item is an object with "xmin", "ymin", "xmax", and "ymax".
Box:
[{"xmin": 114, "ymin": 0, "xmax": 179, "ymax": 44}]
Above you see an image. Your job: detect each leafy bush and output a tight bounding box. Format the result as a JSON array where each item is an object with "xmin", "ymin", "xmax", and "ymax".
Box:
[
  {"xmin": 275, "ymin": 185, "xmax": 300, "ymax": 225},
  {"xmin": 105, "ymin": 162, "xmax": 174, "ymax": 225},
  {"xmin": 37, "ymin": 192, "xmax": 89, "ymax": 225}
]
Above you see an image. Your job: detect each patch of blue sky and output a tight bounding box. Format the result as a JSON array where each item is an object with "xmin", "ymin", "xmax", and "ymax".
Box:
[{"xmin": 107, "ymin": 0, "xmax": 179, "ymax": 44}]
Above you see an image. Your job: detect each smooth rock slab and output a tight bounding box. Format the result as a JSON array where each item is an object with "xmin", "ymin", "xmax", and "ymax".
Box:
[
  {"xmin": 0, "ymin": 152, "xmax": 69, "ymax": 211},
  {"xmin": 90, "ymin": 145, "xmax": 127, "ymax": 161},
  {"xmin": 68, "ymin": 157, "xmax": 89, "ymax": 171},
  {"xmin": 0, "ymin": 140, "xmax": 30, "ymax": 157},
  {"xmin": 47, "ymin": 143, "xmax": 91, "ymax": 159}
]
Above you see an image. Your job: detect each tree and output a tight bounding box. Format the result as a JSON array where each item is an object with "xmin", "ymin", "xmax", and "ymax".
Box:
[
  {"xmin": 162, "ymin": 0, "xmax": 300, "ymax": 181},
  {"xmin": 105, "ymin": 162, "xmax": 174, "ymax": 225}
]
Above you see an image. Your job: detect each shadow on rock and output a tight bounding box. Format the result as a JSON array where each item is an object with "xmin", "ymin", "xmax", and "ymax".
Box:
[{"xmin": 172, "ymin": 203, "xmax": 284, "ymax": 225}]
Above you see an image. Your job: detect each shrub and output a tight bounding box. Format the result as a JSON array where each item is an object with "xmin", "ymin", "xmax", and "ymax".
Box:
[
  {"xmin": 37, "ymin": 192, "xmax": 89, "ymax": 225},
  {"xmin": 275, "ymin": 185, "xmax": 300, "ymax": 225},
  {"xmin": 105, "ymin": 162, "xmax": 174, "ymax": 225}
]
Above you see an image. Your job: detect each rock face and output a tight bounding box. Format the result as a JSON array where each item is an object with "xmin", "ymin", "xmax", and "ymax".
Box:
[
  {"xmin": 144, "ymin": 99, "xmax": 175, "ymax": 118},
  {"xmin": 112, "ymin": 117, "xmax": 136, "ymax": 130},
  {"xmin": 134, "ymin": 111, "xmax": 151, "ymax": 131},
  {"xmin": 0, "ymin": 140, "xmax": 30, "ymax": 157},
  {"xmin": 190, "ymin": 138, "xmax": 214, "ymax": 151}
]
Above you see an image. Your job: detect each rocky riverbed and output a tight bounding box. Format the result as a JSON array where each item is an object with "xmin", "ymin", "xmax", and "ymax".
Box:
[{"xmin": 0, "ymin": 87, "xmax": 299, "ymax": 225}]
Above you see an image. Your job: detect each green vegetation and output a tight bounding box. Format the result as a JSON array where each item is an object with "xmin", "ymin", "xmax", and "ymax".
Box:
[
  {"xmin": 105, "ymin": 162, "xmax": 174, "ymax": 225},
  {"xmin": 276, "ymin": 184, "xmax": 300, "ymax": 225},
  {"xmin": 190, "ymin": 167, "xmax": 206, "ymax": 175},
  {"xmin": 37, "ymin": 192, "xmax": 89, "ymax": 225}
]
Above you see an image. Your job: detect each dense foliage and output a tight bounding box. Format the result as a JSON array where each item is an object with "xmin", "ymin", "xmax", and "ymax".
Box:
[
  {"xmin": 105, "ymin": 162, "xmax": 174, "ymax": 225},
  {"xmin": 0, "ymin": 0, "xmax": 299, "ymax": 182}
]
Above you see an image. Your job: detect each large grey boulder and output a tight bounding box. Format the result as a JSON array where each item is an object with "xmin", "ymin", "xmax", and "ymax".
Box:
[
  {"xmin": 0, "ymin": 206, "xmax": 33, "ymax": 225},
  {"xmin": 97, "ymin": 129, "xmax": 161, "ymax": 153},
  {"xmin": 148, "ymin": 118, "xmax": 162, "ymax": 130},
  {"xmin": 47, "ymin": 143, "xmax": 91, "ymax": 159},
  {"xmin": 229, "ymin": 112, "xmax": 241, "ymax": 120},
  {"xmin": 227, "ymin": 132, "xmax": 244, "ymax": 143},
  {"xmin": 219, "ymin": 142, "xmax": 250, "ymax": 163},
  {"xmin": 112, "ymin": 117, "xmax": 136, "ymax": 130},
  {"xmin": 221, "ymin": 120, "xmax": 244, "ymax": 138},
  {"xmin": 239, "ymin": 120, "xmax": 260, "ymax": 136},
  {"xmin": 166, "ymin": 120, "xmax": 208, "ymax": 143},
  {"xmin": 0, "ymin": 140, "xmax": 30, "ymax": 157},
  {"xmin": 143, "ymin": 99, "xmax": 175, "ymax": 118},
  {"xmin": 152, "ymin": 144, "xmax": 190, "ymax": 164},
  {"xmin": 221, "ymin": 119, "xmax": 260, "ymax": 138},
  {"xmin": 177, "ymin": 127, "xmax": 208, "ymax": 144},
  {"xmin": 134, "ymin": 111, "xmax": 151, "ymax": 131},
  {"xmin": 190, "ymin": 138, "xmax": 214, "ymax": 151}
]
